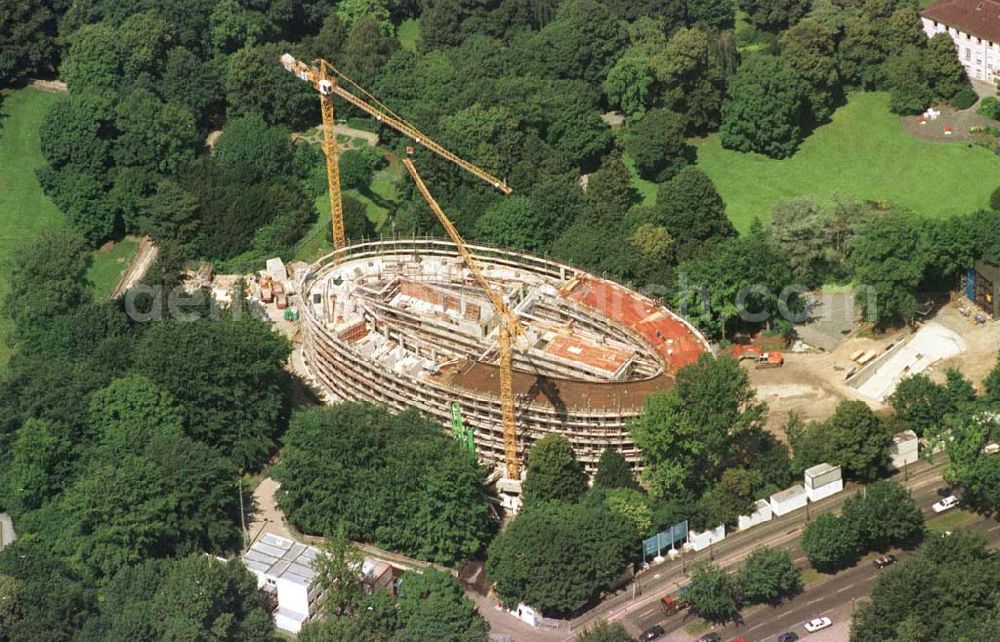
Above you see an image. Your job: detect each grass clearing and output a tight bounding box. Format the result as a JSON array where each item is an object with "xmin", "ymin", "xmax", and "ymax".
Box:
[
  {"xmin": 88, "ymin": 238, "xmax": 140, "ymax": 299},
  {"xmin": 800, "ymin": 567, "xmax": 822, "ymax": 587},
  {"xmin": 684, "ymin": 619, "xmax": 711, "ymax": 636},
  {"xmin": 927, "ymin": 508, "xmax": 980, "ymax": 533},
  {"xmin": 0, "ymin": 88, "xmax": 65, "ymax": 368},
  {"xmin": 623, "ymin": 152, "xmax": 657, "ymax": 206},
  {"xmin": 398, "ymin": 19, "xmax": 421, "ymax": 52},
  {"xmin": 694, "ymin": 92, "xmax": 999, "ymax": 232}
]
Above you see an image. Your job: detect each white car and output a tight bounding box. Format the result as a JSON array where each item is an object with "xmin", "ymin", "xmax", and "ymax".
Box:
[
  {"xmin": 932, "ymin": 495, "xmax": 959, "ymax": 513},
  {"xmin": 804, "ymin": 617, "xmax": 833, "ymax": 633}
]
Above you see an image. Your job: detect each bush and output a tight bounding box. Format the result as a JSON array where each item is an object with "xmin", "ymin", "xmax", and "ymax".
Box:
[
  {"xmin": 977, "ymin": 96, "xmax": 1000, "ymax": 120},
  {"xmin": 951, "ymin": 85, "xmax": 978, "ymax": 110},
  {"xmin": 991, "ymin": 185, "xmax": 1000, "ymax": 211}
]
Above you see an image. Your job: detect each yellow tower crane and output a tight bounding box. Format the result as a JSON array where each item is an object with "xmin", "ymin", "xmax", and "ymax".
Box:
[
  {"xmin": 402, "ymin": 157, "xmax": 527, "ymax": 480},
  {"xmin": 279, "ymin": 54, "xmax": 512, "ymax": 254}
]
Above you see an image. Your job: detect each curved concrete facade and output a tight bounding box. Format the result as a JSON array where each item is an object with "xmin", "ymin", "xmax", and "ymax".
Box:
[{"xmin": 298, "ymin": 239, "xmax": 711, "ymax": 473}]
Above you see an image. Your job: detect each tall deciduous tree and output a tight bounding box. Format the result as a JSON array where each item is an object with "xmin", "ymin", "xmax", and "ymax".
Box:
[
  {"xmin": 486, "ymin": 501, "xmax": 634, "ymax": 615},
  {"xmin": 396, "ymin": 569, "xmax": 489, "ymax": 642},
  {"xmin": 523, "ymin": 434, "xmax": 589, "ymax": 504},
  {"xmin": 780, "ymin": 18, "xmax": 841, "ymax": 122},
  {"xmin": 841, "ymin": 481, "xmax": 925, "ymax": 550},
  {"xmin": 739, "ymin": 0, "xmax": 810, "ymax": 32},
  {"xmin": 801, "ymin": 514, "xmax": 862, "ymax": 572},
  {"xmin": 737, "ymin": 547, "xmax": 802, "ymax": 605},
  {"xmin": 632, "ymin": 355, "xmax": 767, "ymax": 497},
  {"xmin": 622, "ymin": 109, "xmax": 691, "ymax": 182},
  {"xmin": 850, "ymin": 210, "xmax": 926, "ymax": 326},
  {"xmin": 593, "ymin": 448, "xmax": 637, "ymax": 490},
  {"xmin": 0, "ymin": 0, "xmax": 61, "ymax": 87},
  {"xmin": 721, "ymin": 54, "xmax": 809, "ymax": 159},
  {"xmin": 656, "ymin": 167, "xmax": 734, "ymax": 261},
  {"xmin": 686, "ymin": 563, "xmax": 741, "ymax": 623}
]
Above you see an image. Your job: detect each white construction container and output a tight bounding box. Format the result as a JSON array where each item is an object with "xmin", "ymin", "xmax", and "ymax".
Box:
[
  {"xmin": 770, "ymin": 484, "xmax": 808, "ymax": 516},
  {"xmin": 890, "ymin": 430, "xmax": 919, "ymax": 470},
  {"xmin": 804, "ymin": 463, "xmax": 844, "ymax": 502},
  {"xmin": 738, "ymin": 499, "xmax": 774, "ymax": 531},
  {"xmin": 687, "ymin": 524, "xmax": 725, "ymax": 551}
]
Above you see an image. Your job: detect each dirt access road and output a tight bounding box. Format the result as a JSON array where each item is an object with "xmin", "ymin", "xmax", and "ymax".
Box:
[{"xmin": 749, "ymin": 301, "xmax": 998, "ymax": 437}]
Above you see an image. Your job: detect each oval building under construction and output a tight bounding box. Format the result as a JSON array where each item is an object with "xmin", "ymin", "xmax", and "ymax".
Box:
[{"xmin": 298, "ymin": 239, "xmax": 712, "ymax": 473}]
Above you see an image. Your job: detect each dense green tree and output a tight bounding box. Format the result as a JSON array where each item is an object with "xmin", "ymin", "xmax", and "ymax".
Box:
[
  {"xmin": 114, "ymin": 89, "xmax": 200, "ymax": 175},
  {"xmin": 792, "ymin": 400, "xmax": 893, "ymax": 481},
  {"xmin": 622, "ymin": 109, "xmax": 691, "ymax": 182},
  {"xmin": 276, "ymin": 404, "xmax": 492, "ymax": 565},
  {"xmin": 486, "ymin": 501, "xmax": 634, "ymax": 615},
  {"xmin": 585, "ymin": 151, "xmax": 636, "ymax": 227},
  {"xmin": 474, "ymin": 195, "xmax": 546, "ymax": 251},
  {"xmin": 603, "ymin": 51, "xmax": 655, "ymax": 120},
  {"xmin": 841, "ymin": 481, "xmax": 925, "ymax": 550},
  {"xmin": 850, "ymin": 532, "xmax": 1000, "ymax": 642},
  {"xmin": 780, "ymin": 18, "xmax": 840, "ymax": 122},
  {"xmin": 593, "ymin": 448, "xmax": 637, "ymax": 490},
  {"xmin": 688, "ymin": 0, "xmax": 736, "ymax": 30},
  {"xmin": 675, "ymin": 224, "xmax": 797, "ymax": 339},
  {"xmin": 159, "ymin": 46, "xmax": 225, "ymax": 131},
  {"xmin": 603, "ymin": 487, "xmax": 653, "ymax": 537},
  {"xmin": 697, "ymin": 468, "xmax": 764, "ymax": 528},
  {"xmin": 313, "ymin": 525, "xmax": 365, "ymax": 617},
  {"xmin": 226, "ymin": 42, "xmax": 316, "ymax": 130},
  {"xmin": 850, "ymin": 210, "xmax": 926, "ymax": 326},
  {"xmin": 767, "ymin": 198, "xmax": 835, "ymax": 286},
  {"xmin": 85, "ymin": 374, "xmax": 184, "ymax": 452},
  {"xmin": 654, "ymin": 27, "xmax": 729, "ymax": 134},
  {"xmin": 214, "ymin": 114, "xmax": 295, "ymax": 185},
  {"xmin": 298, "ymin": 592, "xmax": 398, "ymax": 642},
  {"xmin": 886, "ymin": 46, "xmax": 933, "ymax": 115},
  {"xmin": 575, "ymin": 621, "xmax": 632, "ymax": 642},
  {"xmin": 656, "ymin": 167, "xmax": 734, "ymax": 261},
  {"xmin": 523, "ymin": 434, "xmax": 588, "ymax": 504},
  {"xmin": 525, "ymin": 0, "xmax": 626, "ymax": 85},
  {"xmin": 739, "ymin": 0, "xmax": 810, "ymax": 32},
  {"xmin": 338, "ymin": 147, "xmax": 384, "ymax": 192},
  {"xmin": 686, "ymin": 563, "xmax": 741, "ymax": 623},
  {"xmin": 38, "ymin": 94, "xmax": 115, "ymax": 176},
  {"xmin": 139, "ymin": 179, "xmax": 202, "ymax": 247},
  {"xmin": 0, "ymin": 0, "xmax": 61, "ymax": 87},
  {"xmin": 721, "ymin": 54, "xmax": 809, "ymax": 158},
  {"xmin": 945, "ymin": 412, "xmax": 1000, "ymax": 515},
  {"xmin": 78, "ymin": 556, "xmax": 274, "ymax": 641},
  {"xmin": 631, "ymin": 354, "xmax": 767, "ymax": 497},
  {"xmin": 2, "ymin": 419, "xmax": 71, "ymax": 516},
  {"xmin": 925, "ymin": 33, "xmax": 973, "ymax": 102},
  {"xmin": 889, "ymin": 373, "xmax": 954, "ymax": 437},
  {"xmin": 419, "ymin": 0, "xmax": 496, "ymax": 50},
  {"xmin": 132, "ymin": 317, "xmax": 290, "ymax": 470},
  {"xmin": 801, "ymin": 514, "xmax": 862, "ymax": 572},
  {"xmin": 396, "ymin": 569, "xmax": 489, "ymax": 642},
  {"xmin": 339, "ymin": 14, "xmax": 400, "ymax": 88},
  {"xmin": 737, "ymin": 547, "xmax": 802, "ymax": 605},
  {"xmin": 3, "ymin": 228, "xmax": 91, "ymax": 342}
]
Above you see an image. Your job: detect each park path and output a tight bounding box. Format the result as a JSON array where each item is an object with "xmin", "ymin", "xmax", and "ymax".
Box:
[{"xmin": 111, "ymin": 236, "xmax": 157, "ymax": 299}]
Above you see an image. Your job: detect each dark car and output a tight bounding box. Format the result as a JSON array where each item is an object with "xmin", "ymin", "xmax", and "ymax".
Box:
[
  {"xmin": 778, "ymin": 633, "xmax": 800, "ymax": 642},
  {"xmin": 873, "ymin": 554, "xmax": 898, "ymax": 569},
  {"xmin": 638, "ymin": 625, "xmax": 665, "ymax": 641},
  {"xmin": 696, "ymin": 634, "xmax": 721, "ymax": 642}
]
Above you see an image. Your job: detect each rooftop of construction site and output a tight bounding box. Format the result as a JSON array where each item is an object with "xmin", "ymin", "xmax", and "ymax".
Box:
[{"xmin": 290, "ymin": 243, "xmax": 710, "ymax": 411}]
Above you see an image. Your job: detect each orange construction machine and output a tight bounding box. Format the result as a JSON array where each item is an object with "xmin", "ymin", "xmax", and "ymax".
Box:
[{"xmin": 732, "ymin": 344, "xmax": 783, "ymax": 369}]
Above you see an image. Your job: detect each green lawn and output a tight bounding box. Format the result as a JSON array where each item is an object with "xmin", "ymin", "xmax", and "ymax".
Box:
[
  {"xmin": 398, "ymin": 19, "xmax": 421, "ymax": 53},
  {"xmin": 927, "ymin": 507, "xmax": 980, "ymax": 533},
  {"xmin": 87, "ymin": 238, "xmax": 140, "ymax": 299},
  {"xmin": 0, "ymin": 88, "xmax": 65, "ymax": 367},
  {"xmin": 693, "ymin": 92, "xmax": 999, "ymax": 232},
  {"xmin": 623, "ymin": 152, "xmax": 657, "ymax": 206}
]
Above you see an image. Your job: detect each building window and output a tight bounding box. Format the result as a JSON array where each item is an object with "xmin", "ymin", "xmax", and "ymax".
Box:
[
  {"xmin": 267, "ymin": 578, "xmax": 276, "ymax": 585},
  {"xmin": 967, "ymin": 48, "xmax": 972, "ymax": 60}
]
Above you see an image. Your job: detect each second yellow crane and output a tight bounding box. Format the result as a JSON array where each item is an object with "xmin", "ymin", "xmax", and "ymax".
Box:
[{"xmin": 280, "ymin": 54, "xmax": 511, "ymax": 253}]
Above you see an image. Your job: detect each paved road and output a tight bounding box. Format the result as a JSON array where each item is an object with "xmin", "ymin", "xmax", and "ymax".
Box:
[
  {"xmin": 579, "ymin": 459, "xmax": 948, "ymax": 637},
  {"xmin": 0, "ymin": 513, "xmax": 16, "ymax": 551},
  {"xmin": 617, "ymin": 474, "xmax": 1000, "ymax": 642}
]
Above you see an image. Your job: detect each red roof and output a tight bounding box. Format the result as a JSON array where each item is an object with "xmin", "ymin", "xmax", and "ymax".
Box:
[{"xmin": 922, "ymin": 0, "xmax": 1000, "ymax": 43}]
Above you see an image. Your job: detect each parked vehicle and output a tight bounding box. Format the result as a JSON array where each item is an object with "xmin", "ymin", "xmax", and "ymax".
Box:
[
  {"xmin": 804, "ymin": 617, "xmax": 833, "ymax": 633},
  {"xmin": 695, "ymin": 634, "xmax": 720, "ymax": 642},
  {"xmin": 873, "ymin": 554, "xmax": 897, "ymax": 569},
  {"xmin": 778, "ymin": 633, "xmax": 800, "ymax": 642},
  {"xmin": 932, "ymin": 495, "xmax": 959, "ymax": 513},
  {"xmin": 659, "ymin": 593, "xmax": 690, "ymax": 616},
  {"xmin": 638, "ymin": 625, "xmax": 665, "ymax": 641}
]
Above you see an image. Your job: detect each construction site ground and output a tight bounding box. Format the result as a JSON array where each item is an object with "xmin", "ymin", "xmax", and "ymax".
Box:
[{"xmin": 752, "ymin": 300, "xmax": 999, "ymax": 437}]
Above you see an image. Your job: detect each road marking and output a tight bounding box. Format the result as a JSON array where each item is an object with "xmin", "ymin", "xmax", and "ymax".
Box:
[
  {"xmin": 836, "ymin": 583, "xmax": 855, "ymax": 593},
  {"xmin": 750, "ymin": 622, "xmax": 766, "ymax": 631},
  {"xmin": 807, "ymin": 597, "xmax": 824, "ymax": 605}
]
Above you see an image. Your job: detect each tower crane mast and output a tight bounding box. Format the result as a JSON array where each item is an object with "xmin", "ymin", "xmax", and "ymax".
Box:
[
  {"xmin": 402, "ymin": 158, "xmax": 525, "ymax": 480},
  {"xmin": 280, "ymin": 54, "xmax": 511, "ymax": 256}
]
